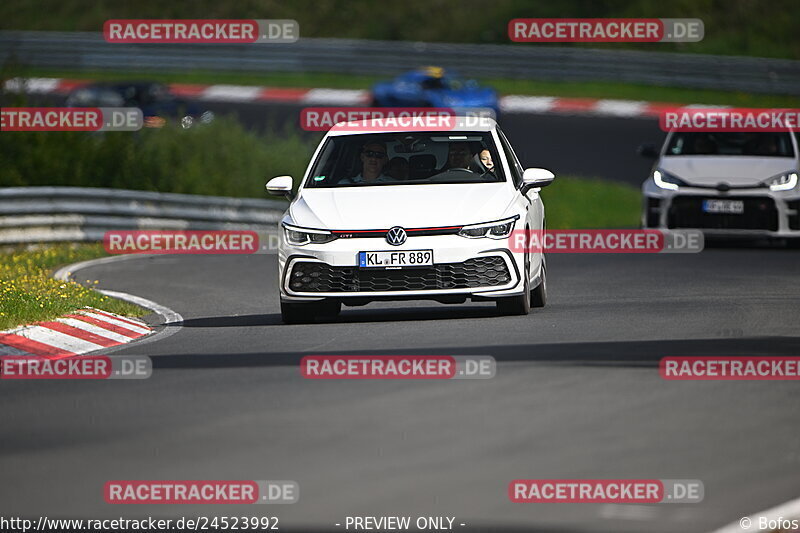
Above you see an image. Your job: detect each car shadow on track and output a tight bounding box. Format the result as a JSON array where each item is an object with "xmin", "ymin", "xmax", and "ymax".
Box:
[
  {"xmin": 146, "ymin": 335, "xmax": 800, "ymax": 370},
  {"xmin": 174, "ymin": 304, "xmax": 504, "ymax": 328}
]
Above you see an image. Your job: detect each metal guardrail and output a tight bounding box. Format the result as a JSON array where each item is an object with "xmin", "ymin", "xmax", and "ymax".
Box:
[
  {"xmin": 1, "ymin": 31, "xmax": 798, "ymax": 95},
  {"xmin": 0, "ymin": 187, "xmax": 286, "ymax": 244}
]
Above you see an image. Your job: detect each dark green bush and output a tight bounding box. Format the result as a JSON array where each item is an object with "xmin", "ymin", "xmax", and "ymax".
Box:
[{"xmin": 0, "ymin": 116, "xmax": 318, "ymax": 198}]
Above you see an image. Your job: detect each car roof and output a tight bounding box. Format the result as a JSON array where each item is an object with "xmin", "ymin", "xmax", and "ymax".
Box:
[{"xmin": 326, "ymin": 116, "xmax": 497, "ymax": 137}]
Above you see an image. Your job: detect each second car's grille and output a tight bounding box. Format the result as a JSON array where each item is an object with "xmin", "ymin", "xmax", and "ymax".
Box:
[
  {"xmin": 667, "ymin": 196, "xmax": 778, "ymax": 231},
  {"xmin": 288, "ymin": 256, "xmax": 511, "ymax": 293}
]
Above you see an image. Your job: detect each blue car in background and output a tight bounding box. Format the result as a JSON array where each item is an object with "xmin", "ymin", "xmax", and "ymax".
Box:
[{"xmin": 370, "ymin": 66, "xmax": 499, "ymax": 115}]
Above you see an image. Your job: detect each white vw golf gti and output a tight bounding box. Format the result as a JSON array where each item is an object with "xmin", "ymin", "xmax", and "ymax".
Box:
[{"xmin": 266, "ymin": 117, "xmax": 555, "ymax": 323}]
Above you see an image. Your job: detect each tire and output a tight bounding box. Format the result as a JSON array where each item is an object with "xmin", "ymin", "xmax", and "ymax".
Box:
[
  {"xmin": 280, "ymin": 300, "xmax": 340, "ymax": 324},
  {"xmin": 531, "ymin": 257, "xmax": 547, "ymax": 308},
  {"xmin": 496, "ymin": 255, "xmax": 531, "ymax": 316}
]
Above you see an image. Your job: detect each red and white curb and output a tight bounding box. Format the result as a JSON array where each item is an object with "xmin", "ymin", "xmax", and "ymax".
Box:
[
  {"xmin": 3, "ymin": 76, "xmax": 707, "ymax": 119},
  {"xmin": 0, "ymin": 307, "xmax": 152, "ymax": 359}
]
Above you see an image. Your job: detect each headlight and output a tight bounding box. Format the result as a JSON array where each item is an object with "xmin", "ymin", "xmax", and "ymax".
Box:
[
  {"xmin": 458, "ymin": 216, "xmax": 518, "ymax": 239},
  {"xmin": 283, "ymin": 224, "xmax": 337, "ymax": 246},
  {"xmin": 762, "ymin": 171, "xmax": 798, "ymax": 191},
  {"xmin": 653, "ymin": 169, "xmax": 687, "ymax": 190}
]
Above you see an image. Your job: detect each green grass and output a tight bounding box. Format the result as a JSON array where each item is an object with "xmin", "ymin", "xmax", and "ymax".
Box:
[
  {"xmin": 8, "ymin": 67, "xmax": 800, "ymax": 108},
  {"xmin": 0, "ymin": 115, "xmax": 317, "ymax": 196},
  {"xmin": 543, "ymin": 177, "xmax": 641, "ymax": 229},
  {"xmin": 0, "ymin": 244, "xmax": 147, "ymax": 330}
]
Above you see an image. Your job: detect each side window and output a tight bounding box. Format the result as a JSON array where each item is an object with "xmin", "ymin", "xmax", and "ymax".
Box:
[{"xmin": 497, "ymin": 129, "xmax": 524, "ymax": 187}]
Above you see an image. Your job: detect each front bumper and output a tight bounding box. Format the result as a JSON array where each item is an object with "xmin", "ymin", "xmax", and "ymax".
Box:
[
  {"xmin": 278, "ymin": 234, "xmax": 526, "ymax": 302},
  {"xmin": 642, "ymin": 182, "xmax": 800, "ymax": 238}
]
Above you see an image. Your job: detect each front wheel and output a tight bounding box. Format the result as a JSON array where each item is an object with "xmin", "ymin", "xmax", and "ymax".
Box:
[{"xmin": 531, "ymin": 258, "xmax": 547, "ymax": 308}]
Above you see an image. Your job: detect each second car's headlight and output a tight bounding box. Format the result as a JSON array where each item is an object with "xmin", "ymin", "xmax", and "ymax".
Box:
[
  {"xmin": 653, "ymin": 169, "xmax": 688, "ymax": 190},
  {"xmin": 458, "ymin": 216, "xmax": 519, "ymax": 239},
  {"xmin": 283, "ymin": 224, "xmax": 337, "ymax": 246},
  {"xmin": 762, "ymin": 171, "xmax": 798, "ymax": 191}
]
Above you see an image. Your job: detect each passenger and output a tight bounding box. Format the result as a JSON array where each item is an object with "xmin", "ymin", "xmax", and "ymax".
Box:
[
  {"xmin": 471, "ymin": 149, "xmax": 495, "ymax": 175},
  {"xmin": 386, "ymin": 157, "xmax": 410, "ymax": 180},
  {"xmin": 339, "ymin": 141, "xmax": 394, "ymax": 184},
  {"xmin": 479, "ymin": 149, "xmax": 494, "ymax": 172}
]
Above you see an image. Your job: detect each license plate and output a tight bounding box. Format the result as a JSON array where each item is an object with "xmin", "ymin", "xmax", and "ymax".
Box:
[
  {"xmin": 359, "ymin": 250, "xmax": 433, "ymax": 268},
  {"xmin": 702, "ymin": 199, "xmax": 744, "ymax": 214}
]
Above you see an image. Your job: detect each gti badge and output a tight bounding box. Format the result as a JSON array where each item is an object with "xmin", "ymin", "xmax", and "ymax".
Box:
[{"xmin": 386, "ymin": 226, "xmax": 407, "ymax": 246}]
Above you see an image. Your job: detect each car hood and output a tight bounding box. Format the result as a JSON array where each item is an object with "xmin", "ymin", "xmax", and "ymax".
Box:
[
  {"xmin": 290, "ymin": 183, "xmax": 514, "ymax": 229},
  {"xmin": 660, "ymin": 156, "xmax": 796, "ymax": 187}
]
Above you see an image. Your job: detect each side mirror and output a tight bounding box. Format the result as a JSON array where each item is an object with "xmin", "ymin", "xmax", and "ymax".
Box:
[
  {"xmin": 266, "ymin": 175, "xmax": 294, "ymax": 200},
  {"xmin": 638, "ymin": 143, "xmax": 659, "ymax": 159},
  {"xmin": 521, "ymin": 168, "xmax": 555, "ymax": 193}
]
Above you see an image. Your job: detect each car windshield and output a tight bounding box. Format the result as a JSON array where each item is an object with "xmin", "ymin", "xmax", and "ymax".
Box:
[
  {"xmin": 304, "ymin": 132, "xmax": 505, "ymax": 188},
  {"xmin": 665, "ymin": 132, "xmax": 795, "ymax": 157}
]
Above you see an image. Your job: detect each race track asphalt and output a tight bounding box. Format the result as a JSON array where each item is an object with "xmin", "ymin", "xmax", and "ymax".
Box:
[{"xmin": 2, "ymin": 248, "xmax": 799, "ymax": 532}]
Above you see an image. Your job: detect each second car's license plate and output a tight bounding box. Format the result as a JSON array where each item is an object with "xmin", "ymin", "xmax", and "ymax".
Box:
[
  {"xmin": 702, "ymin": 199, "xmax": 744, "ymax": 214},
  {"xmin": 359, "ymin": 250, "xmax": 434, "ymax": 268}
]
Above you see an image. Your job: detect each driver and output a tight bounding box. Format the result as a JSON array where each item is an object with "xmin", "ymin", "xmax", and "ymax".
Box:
[
  {"xmin": 339, "ymin": 141, "xmax": 396, "ymax": 184},
  {"xmin": 439, "ymin": 142, "xmax": 474, "ymax": 172}
]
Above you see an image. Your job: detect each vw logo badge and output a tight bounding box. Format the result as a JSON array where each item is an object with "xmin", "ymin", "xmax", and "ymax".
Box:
[{"xmin": 386, "ymin": 226, "xmax": 407, "ymax": 246}]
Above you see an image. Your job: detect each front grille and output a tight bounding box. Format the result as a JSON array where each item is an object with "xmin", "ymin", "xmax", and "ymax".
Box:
[
  {"xmin": 667, "ymin": 196, "xmax": 778, "ymax": 231},
  {"xmin": 788, "ymin": 200, "xmax": 800, "ymax": 230},
  {"xmin": 288, "ymin": 256, "xmax": 511, "ymax": 293}
]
